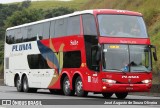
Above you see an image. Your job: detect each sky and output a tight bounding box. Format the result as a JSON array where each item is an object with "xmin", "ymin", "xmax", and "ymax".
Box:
[{"xmin": 0, "ymin": 0, "xmax": 71, "ymax": 4}]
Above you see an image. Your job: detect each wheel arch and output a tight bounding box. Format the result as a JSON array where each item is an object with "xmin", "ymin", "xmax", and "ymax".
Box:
[
  {"xmin": 14, "ymin": 73, "xmax": 19, "ymax": 87},
  {"xmin": 60, "ymin": 72, "xmax": 69, "ymax": 90}
]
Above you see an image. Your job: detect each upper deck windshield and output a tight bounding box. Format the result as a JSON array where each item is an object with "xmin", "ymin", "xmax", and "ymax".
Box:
[{"xmin": 98, "ymin": 15, "xmax": 148, "ymax": 38}]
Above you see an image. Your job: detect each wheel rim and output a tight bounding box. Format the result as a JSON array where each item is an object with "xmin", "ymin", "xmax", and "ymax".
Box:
[
  {"xmin": 23, "ymin": 79, "xmax": 27, "ymax": 90},
  {"xmin": 76, "ymin": 81, "xmax": 82, "ymax": 93},
  {"xmin": 64, "ymin": 79, "xmax": 70, "ymax": 93},
  {"xmin": 17, "ymin": 79, "xmax": 21, "ymax": 90}
]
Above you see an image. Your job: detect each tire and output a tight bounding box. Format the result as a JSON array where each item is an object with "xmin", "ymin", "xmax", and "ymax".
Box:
[
  {"xmin": 63, "ymin": 76, "xmax": 75, "ymax": 96},
  {"xmin": 75, "ymin": 76, "xmax": 88, "ymax": 97},
  {"xmin": 16, "ymin": 76, "xmax": 23, "ymax": 92},
  {"xmin": 22, "ymin": 76, "xmax": 37, "ymax": 93},
  {"xmin": 102, "ymin": 93, "xmax": 113, "ymax": 98},
  {"xmin": 115, "ymin": 92, "xmax": 128, "ymax": 99}
]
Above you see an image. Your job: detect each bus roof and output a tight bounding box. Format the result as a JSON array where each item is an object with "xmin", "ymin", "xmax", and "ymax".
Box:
[{"xmin": 7, "ymin": 9, "xmax": 142, "ymax": 31}]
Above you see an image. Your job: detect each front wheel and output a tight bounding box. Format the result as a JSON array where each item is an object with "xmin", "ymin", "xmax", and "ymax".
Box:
[
  {"xmin": 102, "ymin": 93, "xmax": 113, "ymax": 98},
  {"xmin": 115, "ymin": 92, "xmax": 128, "ymax": 99},
  {"xmin": 75, "ymin": 76, "xmax": 88, "ymax": 97}
]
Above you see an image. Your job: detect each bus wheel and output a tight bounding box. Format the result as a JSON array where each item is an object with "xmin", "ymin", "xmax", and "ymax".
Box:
[
  {"xmin": 16, "ymin": 76, "xmax": 23, "ymax": 92},
  {"xmin": 102, "ymin": 93, "xmax": 113, "ymax": 98},
  {"xmin": 115, "ymin": 92, "xmax": 128, "ymax": 99},
  {"xmin": 63, "ymin": 76, "xmax": 75, "ymax": 96},
  {"xmin": 75, "ymin": 76, "xmax": 88, "ymax": 97},
  {"xmin": 22, "ymin": 76, "xmax": 37, "ymax": 93}
]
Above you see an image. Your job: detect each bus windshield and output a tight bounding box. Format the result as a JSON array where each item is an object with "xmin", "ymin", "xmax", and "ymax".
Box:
[
  {"xmin": 102, "ymin": 44, "xmax": 151, "ymax": 72},
  {"xmin": 98, "ymin": 15, "xmax": 148, "ymax": 38}
]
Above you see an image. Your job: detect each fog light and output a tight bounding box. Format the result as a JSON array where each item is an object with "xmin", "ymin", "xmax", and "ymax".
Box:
[
  {"xmin": 103, "ymin": 86, "xmax": 107, "ymax": 90},
  {"xmin": 102, "ymin": 79, "xmax": 116, "ymax": 84},
  {"xmin": 142, "ymin": 79, "xmax": 151, "ymax": 84}
]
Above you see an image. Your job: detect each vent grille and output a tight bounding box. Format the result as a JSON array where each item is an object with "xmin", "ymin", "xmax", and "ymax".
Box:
[{"xmin": 5, "ymin": 58, "xmax": 9, "ymax": 69}]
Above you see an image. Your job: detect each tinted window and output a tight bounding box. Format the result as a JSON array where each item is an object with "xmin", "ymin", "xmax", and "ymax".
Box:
[
  {"xmin": 27, "ymin": 54, "xmax": 50, "ymax": 69},
  {"xmin": 43, "ymin": 21, "xmax": 50, "ymax": 39},
  {"xmin": 63, "ymin": 51, "xmax": 81, "ymax": 68},
  {"xmin": 15, "ymin": 28, "xmax": 22, "ymax": 43},
  {"xmin": 50, "ymin": 20, "xmax": 55, "ymax": 38},
  {"xmin": 82, "ymin": 14, "xmax": 97, "ymax": 36},
  {"xmin": 67, "ymin": 16, "xmax": 80, "ymax": 35},
  {"xmin": 31, "ymin": 24, "xmax": 43, "ymax": 41},
  {"xmin": 22, "ymin": 27, "xmax": 28, "ymax": 42},
  {"xmin": 27, "ymin": 26, "xmax": 33, "ymax": 41},
  {"xmin": 6, "ymin": 30, "xmax": 14, "ymax": 44},
  {"xmin": 55, "ymin": 18, "xmax": 67, "ymax": 37}
]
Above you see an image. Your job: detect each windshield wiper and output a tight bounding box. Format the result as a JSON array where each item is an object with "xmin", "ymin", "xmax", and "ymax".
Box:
[
  {"xmin": 104, "ymin": 69, "xmax": 123, "ymax": 72},
  {"xmin": 132, "ymin": 70, "xmax": 149, "ymax": 72}
]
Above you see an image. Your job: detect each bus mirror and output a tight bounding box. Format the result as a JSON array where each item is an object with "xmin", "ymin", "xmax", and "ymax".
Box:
[
  {"xmin": 150, "ymin": 45, "xmax": 158, "ymax": 61},
  {"xmin": 153, "ymin": 52, "xmax": 158, "ymax": 61},
  {"xmin": 96, "ymin": 46, "xmax": 101, "ymax": 62}
]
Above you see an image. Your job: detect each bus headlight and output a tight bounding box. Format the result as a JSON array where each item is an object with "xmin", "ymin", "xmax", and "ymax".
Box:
[
  {"xmin": 102, "ymin": 79, "xmax": 116, "ymax": 84},
  {"xmin": 141, "ymin": 79, "xmax": 151, "ymax": 84}
]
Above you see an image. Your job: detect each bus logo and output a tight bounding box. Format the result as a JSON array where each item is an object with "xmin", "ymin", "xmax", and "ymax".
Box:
[
  {"xmin": 70, "ymin": 40, "xmax": 78, "ymax": 46},
  {"xmin": 122, "ymin": 76, "xmax": 139, "ymax": 79},
  {"xmin": 12, "ymin": 43, "xmax": 32, "ymax": 51}
]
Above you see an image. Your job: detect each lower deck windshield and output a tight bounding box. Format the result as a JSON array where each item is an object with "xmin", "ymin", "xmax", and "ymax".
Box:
[{"xmin": 102, "ymin": 44, "xmax": 151, "ymax": 72}]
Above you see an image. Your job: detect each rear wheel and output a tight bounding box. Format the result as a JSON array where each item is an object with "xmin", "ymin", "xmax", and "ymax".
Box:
[
  {"xmin": 102, "ymin": 93, "xmax": 113, "ymax": 98},
  {"xmin": 63, "ymin": 76, "xmax": 75, "ymax": 96},
  {"xmin": 23, "ymin": 76, "xmax": 37, "ymax": 93},
  {"xmin": 16, "ymin": 76, "xmax": 23, "ymax": 92},
  {"xmin": 115, "ymin": 92, "xmax": 128, "ymax": 99},
  {"xmin": 75, "ymin": 76, "xmax": 88, "ymax": 97}
]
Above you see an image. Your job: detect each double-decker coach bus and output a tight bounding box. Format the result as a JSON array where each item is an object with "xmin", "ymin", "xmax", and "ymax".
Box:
[{"xmin": 4, "ymin": 9, "xmax": 157, "ymax": 99}]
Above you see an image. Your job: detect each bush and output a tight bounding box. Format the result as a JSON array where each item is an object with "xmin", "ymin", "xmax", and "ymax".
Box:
[{"xmin": 143, "ymin": 8, "xmax": 159, "ymax": 26}]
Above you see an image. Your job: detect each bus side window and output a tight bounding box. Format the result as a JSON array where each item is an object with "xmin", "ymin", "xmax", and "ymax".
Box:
[
  {"xmin": 6, "ymin": 30, "xmax": 13, "ymax": 44},
  {"xmin": 55, "ymin": 18, "xmax": 67, "ymax": 37},
  {"xmin": 27, "ymin": 54, "xmax": 50, "ymax": 69},
  {"xmin": 22, "ymin": 27, "xmax": 28, "ymax": 42},
  {"xmin": 63, "ymin": 51, "xmax": 81, "ymax": 68},
  {"xmin": 82, "ymin": 14, "xmax": 97, "ymax": 36},
  {"xmin": 27, "ymin": 26, "xmax": 33, "ymax": 41},
  {"xmin": 32, "ymin": 24, "xmax": 43, "ymax": 41},
  {"xmin": 43, "ymin": 21, "xmax": 50, "ymax": 39},
  {"xmin": 50, "ymin": 20, "xmax": 55, "ymax": 38},
  {"xmin": 15, "ymin": 28, "xmax": 22, "ymax": 43},
  {"xmin": 67, "ymin": 16, "xmax": 80, "ymax": 36},
  {"xmin": 6, "ymin": 30, "xmax": 15, "ymax": 44}
]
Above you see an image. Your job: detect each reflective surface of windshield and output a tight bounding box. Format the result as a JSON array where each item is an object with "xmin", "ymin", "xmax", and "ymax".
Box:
[
  {"xmin": 103, "ymin": 44, "xmax": 151, "ymax": 72},
  {"xmin": 98, "ymin": 15, "xmax": 148, "ymax": 38}
]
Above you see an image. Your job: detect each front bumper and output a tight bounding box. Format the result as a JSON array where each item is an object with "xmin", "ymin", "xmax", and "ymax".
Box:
[{"xmin": 101, "ymin": 83, "xmax": 152, "ymax": 93}]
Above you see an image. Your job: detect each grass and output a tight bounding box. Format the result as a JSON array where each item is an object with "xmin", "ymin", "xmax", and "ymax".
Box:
[{"xmin": 29, "ymin": 0, "xmax": 89, "ymax": 10}]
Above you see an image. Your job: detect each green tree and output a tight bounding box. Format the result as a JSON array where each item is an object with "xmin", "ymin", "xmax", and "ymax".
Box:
[
  {"xmin": 21, "ymin": 0, "xmax": 31, "ymax": 8},
  {"xmin": 5, "ymin": 8, "xmax": 44, "ymax": 28},
  {"xmin": 44, "ymin": 7, "xmax": 75, "ymax": 18}
]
